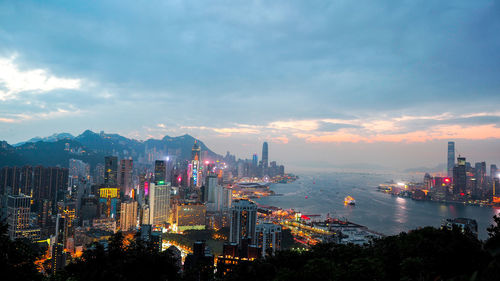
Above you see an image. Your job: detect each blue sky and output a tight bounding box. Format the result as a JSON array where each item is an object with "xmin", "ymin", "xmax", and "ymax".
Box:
[{"xmin": 1, "ymin": 0, "xmax": 500, "ymax": 172}]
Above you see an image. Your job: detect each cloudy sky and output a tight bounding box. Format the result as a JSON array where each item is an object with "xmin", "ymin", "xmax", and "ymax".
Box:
[{"xmin": 1, "ymin": 0, "xmax": 499, "ymax": 172}]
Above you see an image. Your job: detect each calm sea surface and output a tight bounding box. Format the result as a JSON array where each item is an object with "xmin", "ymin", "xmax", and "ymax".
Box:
[{"xmin": 255, "ymin": 172, "xmax": 500, "ymax": 240}]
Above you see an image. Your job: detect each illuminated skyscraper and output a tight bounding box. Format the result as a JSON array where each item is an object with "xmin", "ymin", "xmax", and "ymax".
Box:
[
  {"xmin": 230, "ymin": 199, "xmax": 257, "ymax": 245},
  {"xmin": 104, "ymin": 156, "xmax": 118, "ymax": 187},
  {"xmin": 154, "ymin": 160, "xmax": 166, "ymax": 184},
  {"xmin": 447, "ymin": 142, "xmax": 455, "ymax": 178},
  {"xmin": 262, "ymin": 142, "xmax": 268, "ymax": 169},
  {"xmin": 192, "ymin": 140, "xmax": 201, "ymax": 161},
  {"xmin": 453, "ymin": 156, "xmax": 466, "ymax": 195},
  {"xmin": 149, "ymin": 183, "xmax": 170, "ymax": 226},
  {"xmin": 190, "ymin": 141, "xmax": 201, "ymax": 187}
]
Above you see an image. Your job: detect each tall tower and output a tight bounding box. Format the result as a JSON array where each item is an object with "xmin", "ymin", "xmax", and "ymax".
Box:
[
  {"xmin": 190, "ymin": 141, "xmax": 201, "ymax": 187},
  {"xmin": 119, "ymin": 159, "xmax": 133, "ymax": 197},
  {"xmin": 104, "ymin": 156, "xmax": 118, "ymax": 187},
  {"xmin": 154, "ymin": 160, "xmax": 167, "ymax": 184},
  {"xmin": 447, "ymin": 142, "xmax": 455, "ymax": 178},
  {"xmin": 230, "ymin": 199, "xmax": 257, "ymax": 245},
  {"xmin": 262, "ymin": 142, "xmax": 269, "ymax": 169},
  {"xmin": 192, "ymin": 140, "xmax": 201, "ymax": 161},
  {"xmin": 453, "ymin": 156, "xmax": 467, "ymax": 195}
]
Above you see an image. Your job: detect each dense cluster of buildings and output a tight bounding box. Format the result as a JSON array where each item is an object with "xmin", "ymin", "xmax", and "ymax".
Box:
[
  {"xmin": 379, "ymin": 141, "xmax": 500, "ymax": 204},
  {"xmin": 0, "ymin": 140, "xmax": 286, "ymax": 275}
]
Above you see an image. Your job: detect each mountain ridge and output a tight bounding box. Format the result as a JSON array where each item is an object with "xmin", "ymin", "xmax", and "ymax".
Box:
[{"xmin": 1, "ymin": 130, "xmax": 221, "ymax": 168}]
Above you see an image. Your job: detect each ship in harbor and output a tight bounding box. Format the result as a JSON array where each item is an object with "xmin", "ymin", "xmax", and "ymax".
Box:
[{"xmin": 344, "ymin": 196, "xmax": 356, "ymax": 205}]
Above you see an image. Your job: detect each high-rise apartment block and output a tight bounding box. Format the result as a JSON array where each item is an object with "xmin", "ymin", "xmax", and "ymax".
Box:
[
  {"xmin": 256, "ymin": 223, "xmax": 282, "ymax": 257},
  {"xmin": 120, "ymin": 200, "xmax": 138, "ymax": 231},
  {"xmin": 229, "ymin": 199, "xmax": 257, "ymax": 245}
]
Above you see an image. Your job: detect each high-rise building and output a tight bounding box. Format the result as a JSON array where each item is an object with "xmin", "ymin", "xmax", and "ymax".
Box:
[
  {"xmin": 69, "ymin": 159, "xmax": 90, "ymax": 186},
  {"xmin": 32, "ymin": 166, "xmax": 68, "ymax": 214},
  {"xmin": 447, "ymin": 142, "xmax": 455, "ymax": 178},
  {"xmin": 0, "ymin": 166, "xmax": 20, "ymax": 195},
  {"xmin": 154, "ymin": 160, "xmax": 167, "ymax": 184},
  {"xmin": 491, "ymin": 164, "xmax": 498, "ymax": 178},
  {"xmin": 192, "ymin": 140, "xmax": 201, "ymax": 161},
  {"xmin": 256, "ymin": 223, "xmax": 282, "ymax": 257},
  {"xmin": 230, "ymin": 199, "xmax": 257, "ymax": 245},
  {"xmin": 118, "ymin": 159, "xmax": 133, "ymax": 196},
  {"xmin": 6, "ymin": 194, "xmax": 31, "ymax": 240},
  {"xmin": 120, "ymin": 200, "xmax": 138, "ymax": 231},
  {"xmin": 205, "ymin": 175, "xmax": 222, "ymax": 212},
  {"xmin": 262, "ymin": 142, "xmax": 269, "ymax": 169},
  {"xmin": 252, "ymin": 154, "xmax": 258, "ymax": 168},
  {"xmin": 190, "ymin": 141, "xmax": 201, "ymax": 187},
  {"xmin": 149, "ymin": 183, "xmax": 170, "ymax": 226},
  {"xmin": 98, "ymin": 187, "xmax": 120, "ymax": 218},
  {"xmin": 52, "ymin": 214, "xmax": 67, "ymax": 273},
  {"xmin": 93, "ymin": 163, "xmax": 105, "ymax": 185},
  {"xmin": 453, "ymin": 156, "xmax": 467, "ymax": 195},
  {"xmin": 474, "ymin": 162, "xmax": 487, "ymax": 190},
  {"xmin": 104, "ymin": 156, "xmax": 118, "ymax": 187}
]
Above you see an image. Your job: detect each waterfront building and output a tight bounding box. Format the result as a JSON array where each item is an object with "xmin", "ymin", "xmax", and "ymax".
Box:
[
  {"xmin": 441, "ymin": 218, "xmax": 478, "ymax": 237},
  {"xmin": 447, "ymin": 141, "xmax": 455, "ymax": 178},
  {"xmin": 230, "ymin": 199, "xmax": 257, "ymax": 245},
  {"xmin": 262, "ymin": 142, "xmax": 269, "ymax": 169},
  {"xmin": 453, "ymin": 156, "xmax": 467, "ymax": 195},
  {"xmin": 256, "ymin": 223, "xmax": 282, "ymax": 257},
  {"xmin": 104, "ymin": 156, "xmax": 118, "ymax": 187},
  {"xmin": 474, "ymin": 162, "xmax": 486, "ymax": 190}
]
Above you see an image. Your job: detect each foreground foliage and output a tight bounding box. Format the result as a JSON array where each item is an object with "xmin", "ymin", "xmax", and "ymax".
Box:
[{"xmin": 2, "ymin": 215, "xmax": 500, "ymax": 281}]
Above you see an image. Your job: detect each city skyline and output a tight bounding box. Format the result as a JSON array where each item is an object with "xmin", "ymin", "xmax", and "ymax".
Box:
[{"xmin": 1, "ymin": 1, "xmax": 500, "ymax": 171}]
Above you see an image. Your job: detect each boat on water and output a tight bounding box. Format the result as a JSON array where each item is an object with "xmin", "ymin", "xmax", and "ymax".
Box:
[{"xmin": 344, "ymin": 196, "xmax": 356, "ymax": 205}]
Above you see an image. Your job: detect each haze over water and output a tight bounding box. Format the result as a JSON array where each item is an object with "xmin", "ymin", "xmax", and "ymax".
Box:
[{"xmin": 256, "ymin": 172, "xmax": 500, "ymax": 240}]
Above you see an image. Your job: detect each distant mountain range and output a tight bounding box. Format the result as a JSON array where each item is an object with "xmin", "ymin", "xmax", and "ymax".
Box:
[{"xmin": 0, "ymin": 130, "xmax": 220, "ymax": 168}]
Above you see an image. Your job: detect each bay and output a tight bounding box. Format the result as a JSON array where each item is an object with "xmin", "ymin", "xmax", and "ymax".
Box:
[{"xmin": 255, "ymin": 172, "xmax": 500, "ymax": 240}]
